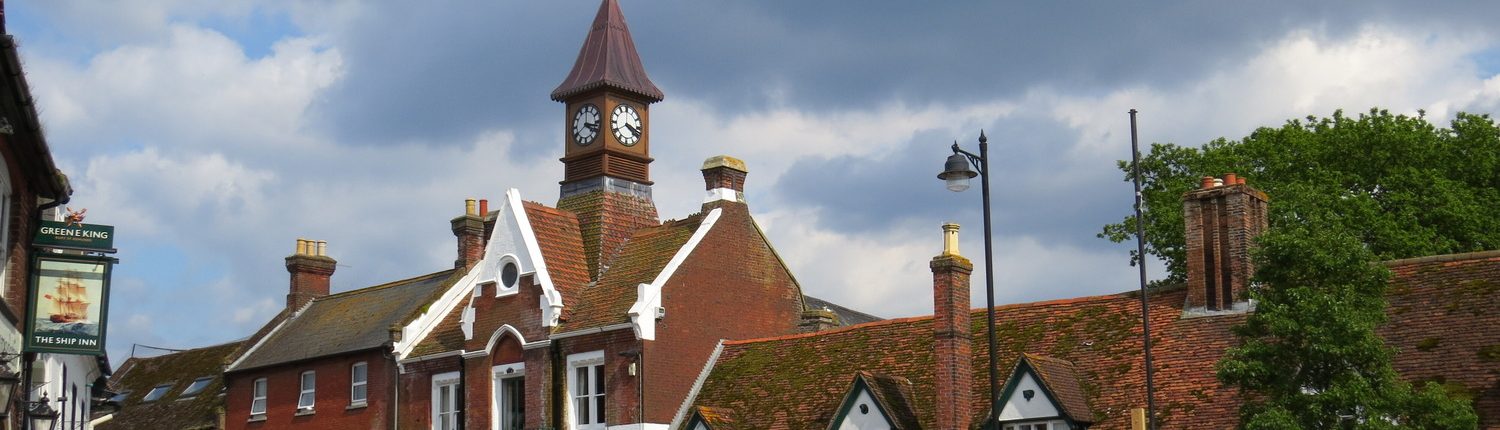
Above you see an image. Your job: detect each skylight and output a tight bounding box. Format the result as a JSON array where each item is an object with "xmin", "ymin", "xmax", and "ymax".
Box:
[
  {"xmin": 180, "ymin": 376, "xmax": 214, "ymax": 398},
  {"xmin": 107, "ymin": 390, "xmax": 131, "ymax": 403},
  {"xmin": 143, "ymin": 384, "xmax": 174, "ymax": 402}
]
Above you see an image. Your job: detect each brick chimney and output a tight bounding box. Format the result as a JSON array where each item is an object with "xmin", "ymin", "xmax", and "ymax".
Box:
[
  {"xmin": 452, "ymin": 198, "xmax": 486, "ymax": 269},
  {"xmin": 286, "ymin": 238, "xmax": 335, "ymax": 311},
  {"xmin": 930, "ymin": 223, "xmax": 973, "ymax": 430},
  {"xmin": 701, "ymin": 155, "xmax": 748, "ymax": 210},
  {"xmin": 1183, "ymin": 174, "xmax": 1268, "ymax": 312},
  {"xmin": 798, "ymin": 307, "xmax": 840, "ymax": 333}
]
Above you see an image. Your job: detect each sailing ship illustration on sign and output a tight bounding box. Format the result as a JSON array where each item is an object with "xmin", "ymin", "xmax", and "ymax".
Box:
[{"xmin": 44, "ymin": 270, "xmax": 91, "ymax": 323}]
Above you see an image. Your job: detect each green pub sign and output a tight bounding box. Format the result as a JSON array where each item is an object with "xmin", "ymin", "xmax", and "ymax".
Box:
[
  {"xmin": 34, "ymin": 221, "xmax": 114, "ymax": 252},
  {"xmin": 24, "ymin": 254, "xmax": 114, "ymax": 355}
]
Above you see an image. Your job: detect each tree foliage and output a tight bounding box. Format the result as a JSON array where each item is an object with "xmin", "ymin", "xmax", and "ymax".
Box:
[
  {"xmin": 1217, "ymin": 226, "xmax": 1476, "ymax": 428},
  {"xmin": 1100, "ymin": 108, "xmax": 1495, "ymax": 428},
  {"xmin": 1100, "ymin": 108, "xmax": 1500, "ymax": 286}
]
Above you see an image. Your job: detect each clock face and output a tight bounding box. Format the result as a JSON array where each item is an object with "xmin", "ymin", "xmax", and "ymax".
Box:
[
  {"xmin": 572, "ymin": 104, "xmax": 601, "ymax": 146},
  {"xmin": 611, "ymin": 104, "xmax": 643, "ymax": 146}
]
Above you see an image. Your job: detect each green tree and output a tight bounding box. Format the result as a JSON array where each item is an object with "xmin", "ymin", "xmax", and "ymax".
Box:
[
  {"xmin": 1101, "ymin": 108, "xmax": 1495, "ymax": 428},
  {"xmin": 1216, "ymin": 225, "xmax": 1475, "ymax": 428},
  {"xmin": 1100, "ymin": 108, "xmax": 1500, "ymax": 285}
]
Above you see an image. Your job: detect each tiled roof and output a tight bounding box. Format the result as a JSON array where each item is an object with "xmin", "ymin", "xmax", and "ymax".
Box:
[
  {"xmin": 231, "ymin": 270, "xmax": 458, "ymax": 371},
  {"xmin": 805, "ymin": 295, "xmax": 882, "ymax": 326},
  {"xmin": 410, "ymin": 294, "xmax": 471, "ymax": 358},
  {"xmin": 687, "ymin": 250, "xmax": 1500, "ymax": 429},
  {"xmin": 101, "ymin": 340, "xmax": 244, "ymax": 430},
  {"xmin": 523, "ymin": 201, "xmax": 590, "ymax": 303},
  {"xmin": 560, "ymin": 213, "xmax": 703, "ymax": 331},
  {"xmin": 1020, "ymin": 354, "xmax": 1095, "ymax": 423},
  {"xmin": 550, "ymin": 0, "xmax": 664, "ymax": 102},
  {"xmin": 691, "ymin": 288, "xmax": 1243, "ymax": 429},
  {"xmin": 1381, "ymin": 250, "xmax": 1500, "ymax": 428}
]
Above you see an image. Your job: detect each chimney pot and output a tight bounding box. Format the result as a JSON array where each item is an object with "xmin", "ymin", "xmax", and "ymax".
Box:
[
  {"xmin": 465, "ymin": 198, "xmax": 477, "ymax": 216},
  {"xmin": 1200, "ymin": 176, "xmax": 1215, "ymax": 189},
  {"xmin": 1224, "ymin": 173, "xmax": 1237, "ymax": 185},
  {"xmin": 479, "ymin": 199, "xmax": 489, "ymax": 216},
  {"xmin": 1213, "ymin": 178, "xmax": 1224, "ymax": 187},
  {"xmin": 317, "ymin": 240, "xmax": 327, "ymax": 257},
  {"xmin": 941, "ymin": 223, "xmax": 961, "ymax": 256}
]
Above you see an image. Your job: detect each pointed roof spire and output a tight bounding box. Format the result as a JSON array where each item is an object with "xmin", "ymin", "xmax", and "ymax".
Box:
[{"xmin": 551, "ymin": 0, "xmax": 664, "ymax": 103}]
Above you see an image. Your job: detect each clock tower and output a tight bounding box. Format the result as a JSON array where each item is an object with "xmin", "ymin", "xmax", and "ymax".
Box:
[
  {"xmin": 552, "ymin": 0, "xmax": 663, "ymax": 279},
  {"xmin": 552, "ymin": 0, "xmax": 663, "ymax": 197}
]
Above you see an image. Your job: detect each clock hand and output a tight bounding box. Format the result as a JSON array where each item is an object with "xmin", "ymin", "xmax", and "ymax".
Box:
[
  {"xmin": 585, "ymin": 123, "xmax": 599, "ymax": 131},
  {"xmin": 625, "ymin": 124, "xmax": 640, "ymax": 135}
]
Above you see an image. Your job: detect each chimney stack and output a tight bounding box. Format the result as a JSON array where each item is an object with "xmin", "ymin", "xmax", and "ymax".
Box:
[
  {"xmin": 798, "ymin": 307, "xmax": 840, "ymax": 333},
  {"xmin": 1183, "ymin": 174, "xmax": 1268, "ymax": 313},
  {"xmin": 701, "ymin": 155, "xmax": 748, "ymax": 209},
  {"xmin": 930, "ymin": 223, "xmax": 973, "ymax": 430},
  {"xmin": 286, "ymin": 238, "xmax": 336, "ymax": 312},
  {"xmin": 452, "ymin": 198, "xmax": 486, "ymax": 269}
]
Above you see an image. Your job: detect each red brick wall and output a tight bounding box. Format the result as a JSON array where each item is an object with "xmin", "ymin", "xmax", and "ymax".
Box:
[
  {"xmin": 556, "ymin": 329, "xmax": 644, "ymax": 427},
  {"xmin": 225, "ymin": 350, "xmax": 391, "ymax": 430},
  {"xmin": 452, "ymin": 214, "xmax": 485, "ymax": 269},
  {"xmin": 395, "ymin": 354, "xmax": 462, "ymax": 429},
  {"xmin": 930, "ymin": 254, "xmax": 973, "ymax": 430},
  {"xmin": 0, "ymin": 137, "xmax": 41, "ymax": 323},
  {"xmin": 642, "ymin": 202, "xmax": 804, "ymax": 423}
]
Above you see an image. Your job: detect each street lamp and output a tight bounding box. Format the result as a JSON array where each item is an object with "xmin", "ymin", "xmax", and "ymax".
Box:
[
  {"xmin": 937, "ymin": 130, "xmax": 1000, "ymax": 429},
  {"xmin": 26, "ymin": 395, "xmax": 56, "ymax": 430}
]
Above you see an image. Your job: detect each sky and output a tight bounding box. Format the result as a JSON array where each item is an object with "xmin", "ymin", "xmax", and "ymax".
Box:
[{"xmin": 9, "ymin": 1, "xmax": 1500, "ymax": 361}]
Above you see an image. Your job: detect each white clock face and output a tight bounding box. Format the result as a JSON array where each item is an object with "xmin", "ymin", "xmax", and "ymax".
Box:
[
  {"xmin": 572, "ymin": 104, "xmax": 601, "ymax": 146},
  {"xmin": 611, "ymin": 104, "xmax": 643, "ymax": 146}
]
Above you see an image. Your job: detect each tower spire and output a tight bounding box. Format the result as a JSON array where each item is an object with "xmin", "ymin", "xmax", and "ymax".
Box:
[{"xmin": 551, "ymin": 0, "xmax": 663, "ymax": 103}]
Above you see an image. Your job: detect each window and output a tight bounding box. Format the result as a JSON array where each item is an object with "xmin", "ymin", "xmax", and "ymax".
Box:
[
  {"xmin": 180, "ymin": 376, "xmax": 214, "ymax": 398},
  {"xmin": 0, "ymin": 160, "xmax": 10, "ymax": 298},
  {"xmin": 567, "ymin": 351, "xmax": 606, "ymax": 429},
  {"xmin": 432, "ymin": 372, "xmax": 461, "ymax": 430},
  {"xmin": 250, "ymin": 378, "xmax": 267, "ymax": 416},
  {"xmin": 143, "ymin": 384, "xmax": 174, "ymax": 402},
  {"xmin": 298, "ymin": 371, "xmax": 316, "ymax": 411},
  {"xmin": 1004, "ymin": 423, "xmax": 1050, "ymax": 430},
  {"xmin": 493, "ymin": 363, "xmax": 526, "ymax": 430},
  {"xmin": 351, "ymin": 362, "xmax": 368, "ymax": 405}
]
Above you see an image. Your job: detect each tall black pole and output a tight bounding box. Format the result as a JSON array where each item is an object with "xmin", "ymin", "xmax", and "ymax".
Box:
[
  {"xmin": 1129, "ymin": 109, "xmax": 1157, "ymax": 429},
  {"xmin": 978, "ymin": 131, "xmax": 1000, "ymax": 428}
]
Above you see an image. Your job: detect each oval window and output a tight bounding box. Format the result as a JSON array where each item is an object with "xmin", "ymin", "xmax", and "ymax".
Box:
[{"xmin": 501, "ymin": 261, "xmax": 519, "ymax": 289}]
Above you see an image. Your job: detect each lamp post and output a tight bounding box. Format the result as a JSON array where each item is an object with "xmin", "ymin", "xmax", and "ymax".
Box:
[
  {"xmin": 25, "ymin": 395, "xmax": 56, "ymax": 430},
  {"xmin": 937, "ymin": 130, "xmax": 999, "ymax": 429}
]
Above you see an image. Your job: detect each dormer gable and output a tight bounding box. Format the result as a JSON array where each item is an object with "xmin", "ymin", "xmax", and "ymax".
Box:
[
  {"xmin": 998, "ymin": 354, "xmax": 1095, "ymax": 430},
  {"xmin": 826, "ymin": 372, "xmax": 919, "ymax": 430}
]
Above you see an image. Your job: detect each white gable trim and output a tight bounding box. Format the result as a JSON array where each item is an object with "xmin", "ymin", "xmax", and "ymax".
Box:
[
  {"xmin": 830, "ymin": 388, "xmax": 895, "ymax": 430},
  {"xmin": 670, "ymin": 340, "xmax": 725, "ymax": 429},
  {"xmin": 507, "ymin": 190, "xmax": 565, "ymax": 327},
  {"xmin": 628, "ymin": 208, "xmax": 722, "ymax": 340},
  {"xmin": 481, "ymin": 324, "xmax": 529, "ymax": 353},
  {"xmin": 226, "ymin": 306, "xmax": 302, "ymax": 372},
  {"xmin": 395, "ymin": 188, "xmax": 566, "ymax": 359}
]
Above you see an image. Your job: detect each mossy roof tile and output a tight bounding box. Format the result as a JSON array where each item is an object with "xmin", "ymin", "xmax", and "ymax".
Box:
[{"xmin": 101, "ymin": 341, "xmax": 243, "ymax": 430}]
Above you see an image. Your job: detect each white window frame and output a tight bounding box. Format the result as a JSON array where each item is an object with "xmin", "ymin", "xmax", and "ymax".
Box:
[
  {"xmin": 432, "ymin": 371, "xmax": 461, "ymax": 430},
  {"xmin": 297, "ymin": 371, "xmax": 316, "ymax": 411},
  {"xmin": 566, "ymin": 351, "xmax": 606, "ymax": 430},
  {"xmin": 350, "ymin": 362, "xmax": 368, "ymax": 405},
  {"xmin": 250, "ymin": 378, "xmax": 267, "ymax": 416},
  {"xmin": 1003, "ymin": 421, "xmax": 1065, "ymax": 430},
  {"xmin": 492, "ymin": 362, "xmax": 525, "ymax": 430},
  {"xmin": 180, "ymin": 376, "xmax": 214, "ymax": 398},
  {"xmin": 496, "ymin": 255, "xmax": 522, "ymax": 297}
]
